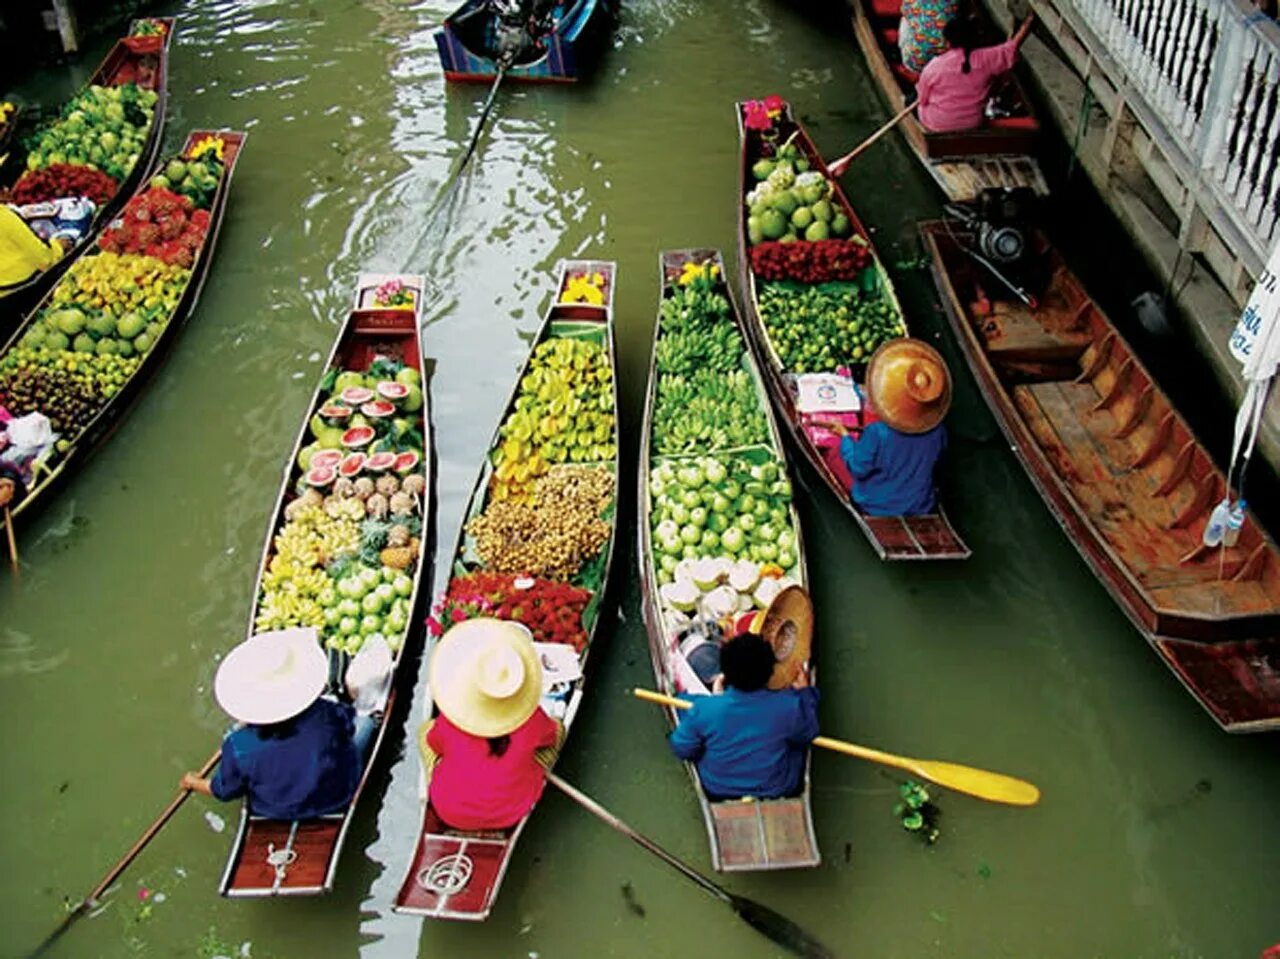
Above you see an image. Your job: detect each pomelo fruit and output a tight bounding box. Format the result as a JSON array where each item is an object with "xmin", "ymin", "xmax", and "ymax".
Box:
[
  {"xmin": 751, "ymin": 158, "xmax": 775, "ymax": 181},
  {"xmin": 760, "ymin": 209, "xmax": 787, "ymax": 240},
  {"xmin": 334, "ymin": 371, "xmax": 364, "ymax": 393},
  {"xmin": 805, "ymin": 220, "xmax": 831, "ymax": 242},
  {"xmin": 306, "ymin": 464, "xmax": 337, "ymax": 488},
  {"xmin": 339, "ymin": 452, "xmax": 367, "ymax": 477},
  {"xmin": 811, "ymin": 199, "xmax": 834, "ymax": 223},
  {"xmin": 297, "ymin": 442, "xmax": 322, "ymax": 471},
  {"xmin": 341, "ymin": 426, "xmax": 375, "ymax": 449},
  {"xmin": 771, "ymin": 190, "xmax": 798, "ymax": 216},
  {"xmin": 402, "ymin": 384, "xmax": 423, "ymax": 412},
  {"xmin": 341, "ymin": 386, "xmax": 374, "ymax": 406},
  {"xmin": 395, "ymin": 367, "xmax": 421, "ymax": 387},
  {"xmin": 831, "ymin": 213, "xmax": 851, "ymax": 236},
  {"xmin": 791, "ymin": 207, "xmax": 814, "ymax": 230},
  {"xmin": 376, "ymin": 381, "xmax": 410, "ymax": 404}
]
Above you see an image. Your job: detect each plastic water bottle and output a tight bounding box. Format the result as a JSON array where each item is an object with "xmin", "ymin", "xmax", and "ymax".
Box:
[
  {"xmin": 1202, "ymin": 497, "xmax": 1232, "ymax": 547},
  {"xmin": 1223, "ymin": 499, "xmax": 1247, "ymax": 547}
]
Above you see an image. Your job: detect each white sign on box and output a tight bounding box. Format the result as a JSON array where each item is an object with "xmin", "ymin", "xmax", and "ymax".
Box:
[{"xmin": 795, "ymin": 373, "xmax": 861, "ymax": 413}]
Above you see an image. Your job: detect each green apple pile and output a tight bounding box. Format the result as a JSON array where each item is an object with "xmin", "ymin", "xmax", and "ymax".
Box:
[
  {"xmin": 746, "ymin": 154, "xmax": 853, "ymax": 245},
  {"xmin": 24, "ymin": 83, "xmax": 157, "ymax": 183},
  {"xmin": 149, "ymin": 155, "xmax": 223, "ymax": 209},
  {"xmin": 648, "ymin": 454, "xmax": 799, "ymax": 581}
]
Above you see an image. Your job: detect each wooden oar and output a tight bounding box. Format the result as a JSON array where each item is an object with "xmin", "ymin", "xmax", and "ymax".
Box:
[
  {"xmin": 546, "ymin": 773, "xmax": 832, "ymax": 959},
  {"xmin": 26, "ymin": 748, "xmax": 222, "ymax": 959},
  {"xmin": 633, "ymin": 688, "xmax": 1040, "ymax": 807},
  {"xmin": 4, "ymin": 505, "xmax": 18, "ymax": 576},
  {"xmin": 826, "ymin": 100, "xmax": 918, "ymax": 177}
]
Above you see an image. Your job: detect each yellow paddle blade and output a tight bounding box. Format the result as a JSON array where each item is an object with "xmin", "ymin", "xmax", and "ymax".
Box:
[{"xmin": 907, "ymin": 759, "xmax": 1041, "ymax": 807}]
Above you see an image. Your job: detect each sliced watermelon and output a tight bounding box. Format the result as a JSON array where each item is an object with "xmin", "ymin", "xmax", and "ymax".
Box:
[
  {"xmin": 361, "ymin": 400, "xmax": 396, "ymax": 419},
  {"xmin": 339, "ymin": 452, "xmax": 367, "ymax": 477},
  {"xmin": 311, "ymin": 449, "xmax": 344, "ymax": 470},
  {"xmin": 306, "ymin": 464, "xmax": 337, "ymax": 488},
  {"xmin": 394, "ymin": 450, "xmax": 420, "ymax": 474},
  {"xmin": 340, "ymin": 386, "xmax": 375, "ymax": 407},
  {"xmin": 320, "ymin": 403, "xmax": 352, "ymax": 426},
  {"xmin": 341, "ymin": 425, "xmax": 375, "ymax": 449},
  {"xmin": 377, "ymin": 381, "xmax": 410, "ymax": 404}
]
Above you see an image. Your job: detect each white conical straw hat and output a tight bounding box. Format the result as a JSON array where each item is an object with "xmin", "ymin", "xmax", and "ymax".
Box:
[
  {"xmin": 429, "ymin": 618, "xmax": 543, "ymax": 737},
  {"xmin": 214, "ymin": 627, "xmax": 329, "ymax": 725}
]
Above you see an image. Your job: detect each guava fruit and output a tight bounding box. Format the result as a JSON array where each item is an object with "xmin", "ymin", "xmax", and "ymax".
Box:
[{"xmin": 760, "ymin": 209, "xmax": 787, "ymax": 240}]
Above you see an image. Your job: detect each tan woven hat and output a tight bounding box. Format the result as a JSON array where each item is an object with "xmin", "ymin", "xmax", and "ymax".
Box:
[
  {"xmin": 430, "ymin": 618, "xmax": 543, "ymax": 737},
  {"xmin": 865, "ymin": 338, "xmax": 952, "ymax": 434},
  {"xmin": 758, "ymin": 585, "xmax": 814, "ymax": 690}
]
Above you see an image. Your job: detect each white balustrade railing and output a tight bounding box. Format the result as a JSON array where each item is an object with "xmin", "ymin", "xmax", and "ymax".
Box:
[{"xmin": 1065, "ymin": 0, "xmax": 1280, "ymax": 267}]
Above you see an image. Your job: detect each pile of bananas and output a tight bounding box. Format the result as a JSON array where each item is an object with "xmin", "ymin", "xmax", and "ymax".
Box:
[
  {"xmin": 256, "ymin": 554, "xmax": 329, "ymax": 631},
  {"xmin": 491, "ymin": 336, "xmax": 615, "ymax": 503},
  {"xmin": 653, "ymin": 368, "xmax": 768, "ymax": 454},
  {"xmin": 273, "ymin": 505, "xmax": 360, "ymax": 568}
]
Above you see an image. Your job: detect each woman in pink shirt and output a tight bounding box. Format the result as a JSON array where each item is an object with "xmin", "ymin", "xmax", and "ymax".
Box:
[
  {"xmin": 420, "ymin": 618, "xmax": 563, "ymax": 831},
  {"xmin": 916, "ymin": 13, "xmax": 1034, "ymax": 132}
]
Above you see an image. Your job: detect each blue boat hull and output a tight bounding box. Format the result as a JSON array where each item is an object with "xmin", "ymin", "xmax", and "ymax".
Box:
[{"xmin": 435, "ymin": 0, "xmax": 614, "ymax": 83}]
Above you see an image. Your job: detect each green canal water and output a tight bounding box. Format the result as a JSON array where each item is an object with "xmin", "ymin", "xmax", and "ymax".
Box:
[{"xmin": 2, "ymin": 1, "xmax": 1277, "ymax": 956}]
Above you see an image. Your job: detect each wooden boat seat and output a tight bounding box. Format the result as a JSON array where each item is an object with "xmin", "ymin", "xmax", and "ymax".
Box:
[
  {"xmin": 977, "ymin": 303, "xmax": 1092, "ymax": 370},
  {"xmin": 710, "ymin": 797, "xmax": 819, "ymax": 870},
  {"xmin": 1153, "ymin": 637, "xmax": 1280, "ymax": 731}
]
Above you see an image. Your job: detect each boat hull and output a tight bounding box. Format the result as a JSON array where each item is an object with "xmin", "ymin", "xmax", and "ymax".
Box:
[
  {"xmin": 435, "ymin": 0, "xmax": 613, "ymax": 83},
  {"xmin": 921, "ymin": 220, "xmax": 1280, "ymax": 731}
]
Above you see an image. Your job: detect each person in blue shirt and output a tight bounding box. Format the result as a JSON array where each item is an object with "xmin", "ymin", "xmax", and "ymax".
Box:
[
  {"xmin": 180, "ymin": 628, "xmax": 379, "ymax": 821},
  {"xmin": 669, "ymin": 631, "xmax": 819, "ymax": 801},
  {"xmin": 823, "ymin": 338, "xmax": 952, "ymax": 516}
]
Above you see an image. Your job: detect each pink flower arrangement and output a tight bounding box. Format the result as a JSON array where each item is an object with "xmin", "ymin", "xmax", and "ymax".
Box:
[
  {"xmin": 743, "ymin": 94, "xmax": 787, "ymax": 131},
  {"xmin": 373, "ymin": 279, "xmax": 415, "ymax": 309}
]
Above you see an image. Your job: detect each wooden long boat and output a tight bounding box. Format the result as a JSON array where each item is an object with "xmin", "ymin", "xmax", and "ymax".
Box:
[
  {"xmin": 921, "ymin": 220, "xmax": 1280, "ymax": 731},
  {"xmin": 0, "ymin": 129, "xmax": 244, "ymax": 525},
  {"xmin": 638, "ymin": 249, "xmax": 820, "ymax": 871},
  {"xmin": 394, "ymin": 258, "xmax": 620, "ymax": 919},
  {"xmin": 849, "ymin": 0, "xmax": 1047, "ymax": 201},
  {"xmin": 219, "ymin": 273, "xmax": 434, "ymax": 895},
  {"xmin": 0, "ymin": 17, "xmax": 175, "ymax": 312},
  {"xmin": 734, "ymin": 99, "xmax": 970, "ymax": 561},
  {"xmin": 435, "ymin": 0, "xmax": 614, "ymax": 83}
]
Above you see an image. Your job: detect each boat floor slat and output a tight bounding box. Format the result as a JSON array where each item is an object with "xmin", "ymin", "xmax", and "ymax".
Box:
[
  {"xmin": 863, "ymin": 514, "xmax": 969, "ymax": 559},
  {"xmin": 1153, "ymin": 637, "xmax": 1280, "ymax": 731},
  {"xmin": 711, "ymin": 798, "xmax": 819, "ymax": 870},
  {"xmin": 1013, "ymin": 382, "xmax": 1253, "ymax": 592},
  {"xmin": 225, "ymin": 820, "xmax": 340, "ymax": 893},
  {"xmin": 395, "ymin": 831, "xmax": 514, "ymax": 917}
]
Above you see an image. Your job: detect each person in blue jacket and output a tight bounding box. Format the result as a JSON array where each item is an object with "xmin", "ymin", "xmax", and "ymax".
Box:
[
  {"xmin": 669, "ymin": 631, "xmax": 819, "ymax": 801},
  {"xmin": 824, "ymin": 338, "xmax": 952, "ymax": 516}
]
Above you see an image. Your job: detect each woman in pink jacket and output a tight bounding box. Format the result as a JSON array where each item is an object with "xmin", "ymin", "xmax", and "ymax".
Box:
[{"xmin": 916, "ymin": 13, "xmax": 1034, "ymax": 132}]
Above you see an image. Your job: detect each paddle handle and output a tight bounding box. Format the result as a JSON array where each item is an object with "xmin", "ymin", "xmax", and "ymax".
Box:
[
  {"xmin": 546, "ymin": 773, "xmax": 728, "ymax": 903},
  {"xmin": 4, "ymin": 505, "xmax": 17, "ymax": 575},
  {"xmin": 828, "ymin": 100, "xmax": 917, "ymax": 176}
]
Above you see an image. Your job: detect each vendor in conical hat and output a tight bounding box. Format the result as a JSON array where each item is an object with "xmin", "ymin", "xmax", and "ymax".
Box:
[
  {"xmin": 669, "ymin": 587, "xmax": 819, "ymax": 802},
  {"xmin": 179, "ymin": 628, "xmax": 380, "ymax": 820},
  {"xmin": 421, "ymin": 618, "xmax": 563, "ymax": 831},
  {"xmin": 822, "ymin": 338, "xmax": 951, "ymax": 516}
]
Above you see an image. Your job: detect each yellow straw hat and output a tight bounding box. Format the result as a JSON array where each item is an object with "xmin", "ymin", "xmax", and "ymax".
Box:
[
  {"xmin": 865, "ymin": 338, "xmax": 952, "ymax": 434},
  {"xmin": 214, "ymin": 627, "xmax": 329, "ymax": 725},
  {"xmin": 430, "ymin": 618, "xmax": 543, "ymax": 738},
  {"xmin": 751, "ymin": 585, "xmax": 814, "ymax": 690}
]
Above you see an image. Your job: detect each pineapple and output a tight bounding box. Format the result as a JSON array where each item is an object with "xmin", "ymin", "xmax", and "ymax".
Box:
[{"xmin": 380, "ymin": 546, "xmax": 414, "ymax": 570}]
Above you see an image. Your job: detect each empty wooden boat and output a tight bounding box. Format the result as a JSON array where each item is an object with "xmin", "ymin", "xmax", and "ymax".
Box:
[
  {"xmin": 434, "ymin": 0, "xmax": 614, "ymax": 83},
  {"xmin": 922, "ymin": 219, "xmax": 1280, "ymax": 731},
  {"xmin": 637, "ymin": 248, "xmax": 820, "ymax": 871}
]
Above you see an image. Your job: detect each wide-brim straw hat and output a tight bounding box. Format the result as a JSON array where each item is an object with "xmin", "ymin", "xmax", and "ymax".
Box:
[
  {"xmin": 430, "ymin": 618, "xmax": 543, "ymax": 738},
  {"xmin": 865, "ymin": 338, "xmax": 952, "ymax": 434},
  {"xmin": 214, "ymin": 627, "xmax": 329, "ymax": 725},
  {"xmin": 757, "ymin": 585, "xmax": 814, "ymax": 690}
]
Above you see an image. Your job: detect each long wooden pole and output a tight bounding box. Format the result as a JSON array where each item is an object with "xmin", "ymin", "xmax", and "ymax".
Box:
[
  {"xmin": 26, "ymin": 748, "xmax": 222, "ymax": 959},
  {"xmin": 4, "ymin": 506, "xmax": 17, "ymax": 576},
  {"xmin": 826, "ymin": 100, "xmax": 918, "ymax": 177},
  {"xmin": 633, "ymin": 688, "xmax": 1040, "ymax": 806},
  {"xmin": 546, "ymin": 774, "xmax": 832, "ymax": 959}
]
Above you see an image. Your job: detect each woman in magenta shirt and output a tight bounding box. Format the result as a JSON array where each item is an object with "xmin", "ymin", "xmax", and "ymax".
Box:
[
  {"xmin": 916, "ymin": 13, "xmax": 1034, "ymax": 132},
  {"xmin": 420, "ymin": 618, "xmax": 562, "ymax": 831}
]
